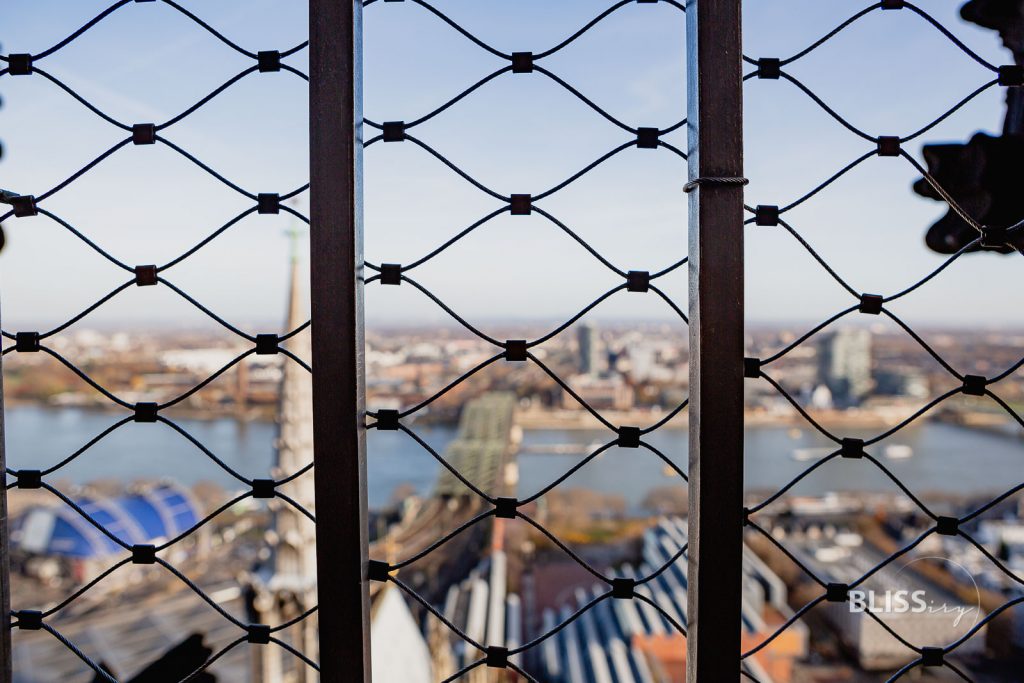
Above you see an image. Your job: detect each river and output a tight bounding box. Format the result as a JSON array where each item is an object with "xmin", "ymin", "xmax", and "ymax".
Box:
[{"xmin": 3, "ymin": 406, "xmax": 1021, "ymax": 510}]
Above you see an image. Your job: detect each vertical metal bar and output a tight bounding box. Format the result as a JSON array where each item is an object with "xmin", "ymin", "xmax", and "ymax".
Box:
[
  {"xmin": 0, "ymin": 348, "xmax": 10, "ymax": 683},
  {"xmin": 685, "ymin": 0, "xmax": 744, "ymax": 680},
  {"xmin": 309, "ymin": 2, "xmax": 370, "ymax": 682}
]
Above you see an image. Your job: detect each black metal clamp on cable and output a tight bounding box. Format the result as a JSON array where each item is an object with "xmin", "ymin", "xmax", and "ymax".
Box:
[
  {"xmin": 2, "ymin": 0, "xmax": 694, "ymax": 680},
  {"xmin": 737, "ymin": 3, "xmax": 1024, "ymax": 682},
  {"xmin": 358, "ymin": 1, "xmax": 694, "ymax": 679},
  {"xmin": 0, "ymin": 2, "xmax": 318, "ymax": 680}
]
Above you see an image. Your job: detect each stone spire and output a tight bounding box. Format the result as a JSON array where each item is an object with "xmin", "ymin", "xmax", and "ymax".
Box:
[
  {"xmin": 272, "ymin": 223, "xmax": 317, "ymax": 581},
  {"xmin": 250, "ymin": 224, "xmax": 318, "ymax": 683}
]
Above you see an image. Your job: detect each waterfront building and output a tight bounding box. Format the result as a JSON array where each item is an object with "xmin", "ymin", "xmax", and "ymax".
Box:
[
  {"xmin": 11, "ymin": 482, "xmax": 204, "ymax": 584},
  {"xmin": 578, "ymin": 322, "xmax": 602, "ymax": 377},
  {"xmin": 817, "ymin": 328, "xmax": 872, "ymax": 407},
  {"xmin": 562, "ymin": 374, "xmax": 636, "ymax": 412}
]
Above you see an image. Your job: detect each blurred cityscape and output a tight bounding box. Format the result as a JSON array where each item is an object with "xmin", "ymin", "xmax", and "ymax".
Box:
[
  {"xmin": 5, "ymin": 0, "xmax": 1024, "ymax": 679},
  {"xmin": 7, "ymin": 310, "xmax": 1024, "ymax": 682},
  {"xmin": 9, "ymin": 319, "xmax": 1024, "ymax": 431}
]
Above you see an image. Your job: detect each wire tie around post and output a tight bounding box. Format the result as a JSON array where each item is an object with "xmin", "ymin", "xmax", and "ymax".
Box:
[{"xmin": 683, "ymin": 177, "xmax": 748, "ymax": 193}]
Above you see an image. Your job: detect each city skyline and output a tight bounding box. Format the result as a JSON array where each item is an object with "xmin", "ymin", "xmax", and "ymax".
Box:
[{"xmin": 4, "ymin": 2, "xmax": 1023, "ymax": 681}]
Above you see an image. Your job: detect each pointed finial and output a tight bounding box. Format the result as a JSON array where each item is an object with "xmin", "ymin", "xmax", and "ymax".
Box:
[
  {"xmin": 283, "ymin": 197, "xmax": 306, "ymax": 264},
  {"xmin": 285, "ymin": 222, "xmax": 302, "ymax": 264}
]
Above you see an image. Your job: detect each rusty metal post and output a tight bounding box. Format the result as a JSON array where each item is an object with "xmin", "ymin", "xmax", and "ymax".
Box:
[
  {"xmin": 0, "ymin": 346, "xmax": 9, "ymax": 683},
  {"xmin": 685, "ymin": 0, "xmax": 745, "ymax": 680},
  {"xmin": 308, "ymin": 1, "xmax": 370, "ymax": 681}
]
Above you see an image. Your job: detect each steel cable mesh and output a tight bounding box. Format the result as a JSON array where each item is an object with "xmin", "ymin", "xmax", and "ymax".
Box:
[
  {"xmin": 18, "ymin": 2, "xmax": 1011, "ymax": 681},
  {"xmin": 0, "ymin": 1, "xmax": 318, "ymax": 680},
  {"xmin": 739, "ymin": 2, "xmax": 1024, "ymax": 681},
  {"xmin": 360, "ymin": 0, "xmax": 689, "ymax": 679}
]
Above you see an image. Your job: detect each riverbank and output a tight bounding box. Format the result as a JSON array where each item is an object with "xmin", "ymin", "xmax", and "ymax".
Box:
[
  {"xmin": 7, "ymin": 406, "xmax": 1022, "ymax": 514},
  {"xmin": 515, "ymin": 404, "xmax": 937, "ymax": 431}
]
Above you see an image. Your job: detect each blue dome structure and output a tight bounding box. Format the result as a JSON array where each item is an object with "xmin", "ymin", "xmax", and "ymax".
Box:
[{"xmin": 12, "ymin": 483, "xmax": 202, "ymax": 559}]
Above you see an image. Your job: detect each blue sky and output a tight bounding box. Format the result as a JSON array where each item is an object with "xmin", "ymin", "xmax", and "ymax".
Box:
[{"xmin": 0, "ymin": 0, "xmax": 1017, "ymax": 335}]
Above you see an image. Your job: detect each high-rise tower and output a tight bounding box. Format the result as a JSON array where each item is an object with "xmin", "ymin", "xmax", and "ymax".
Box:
[
  {"xmin": 577, "ymin": 322, "xmax": 600, "ymax": 377},
  {"xmin": 817, "ymin": 328, "xmax": 872, "ymax": 407}
]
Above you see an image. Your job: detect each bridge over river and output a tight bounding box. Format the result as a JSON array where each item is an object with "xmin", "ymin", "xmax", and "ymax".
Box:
[{"xmin": 370, "ymin": 392, "xmax": 521, "ymax": 600}]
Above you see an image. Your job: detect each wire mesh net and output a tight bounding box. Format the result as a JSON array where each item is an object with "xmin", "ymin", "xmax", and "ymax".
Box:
[
  {"xmin": 7, "ymin": 1, "xmax": 1021, "ymax": 681},
  {"xmin": 1, "ymin": 1, "xmax": 317, "ymax": 680},
  {"xmin": 741, "ymin": 2, "xmax": 1024, "ymax": 681},
  {"xmin": 360, "ymin": 0, "xmax": 689, "ymax": 681}
]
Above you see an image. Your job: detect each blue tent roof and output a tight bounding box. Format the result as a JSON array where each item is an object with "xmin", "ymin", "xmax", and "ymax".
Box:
[{"xmin": 12, "ymin": 483, "xmax": 202, "ymax": 559}]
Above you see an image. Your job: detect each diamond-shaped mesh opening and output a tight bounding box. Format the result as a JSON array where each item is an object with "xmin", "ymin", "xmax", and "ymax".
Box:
[
  {"xmin": 742, "ymin": 3, "xmax": 1024, "ymax": 680},
  {"xmin": 360, "ymin": 0, "xmax": 689, "ymax": 679},
  {"xmin": 1, "ymin": 2, "xmax": 316, "ymax": 679}
]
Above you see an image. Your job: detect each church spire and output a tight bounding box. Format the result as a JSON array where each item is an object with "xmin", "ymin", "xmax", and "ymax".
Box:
[
  {"xmin": 274, "ymin": 219, "xmax": 316, "ymax": 580},
  {"xmin": 249, "ymin": 219, "xmax": 318, "ymax": 682}
]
